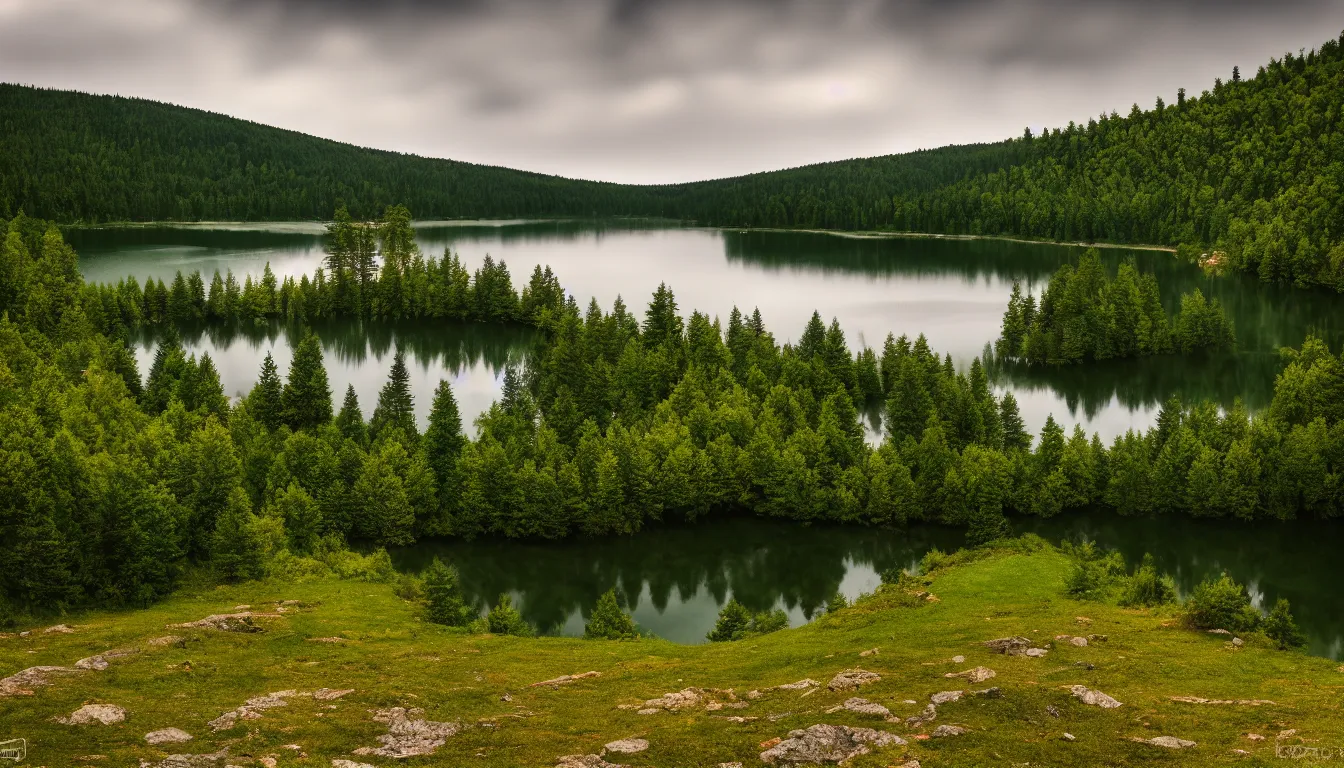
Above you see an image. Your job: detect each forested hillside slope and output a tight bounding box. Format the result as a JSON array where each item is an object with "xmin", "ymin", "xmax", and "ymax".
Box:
[{"xmin": 3, "ymin": 30, "xmax": 1344, "ymax": 288}]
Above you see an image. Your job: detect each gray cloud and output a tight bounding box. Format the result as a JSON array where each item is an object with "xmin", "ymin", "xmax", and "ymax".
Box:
[{"xmin": 1, "ymin": 0, "xmax": 1340, "ymax": 182}]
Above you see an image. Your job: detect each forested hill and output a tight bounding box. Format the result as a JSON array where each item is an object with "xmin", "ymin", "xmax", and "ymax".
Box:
[
  {"xmin": 0, "ymin": 83, "xmax": 1013, "ymax": 225},
  {"xmin": 4, "ymin": 29, "xmax": 1344, "ymax": 289}
]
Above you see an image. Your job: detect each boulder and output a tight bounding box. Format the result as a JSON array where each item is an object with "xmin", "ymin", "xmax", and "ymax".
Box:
[
  {"xmin": 602, "ymin": 738, "xmax": 648, "ymax": 754},
  {"xmin": 904, "ymin": 704, "xmax": 937, "ymax": 727},
  {"xmin": 983, "ymin": 636, "xmax": 1032, "ymax": 654},
  {"xmin": 759, "ymin": 724, "xmax": 904, "ymax": 765},
  {"xmin": 170, "ymin": 613, "xmax": 273, "ymax": 633},
  {"xmin": 640, "ymin": 688, "xmax": 702, "ymax": 710},
  {"xmin": 0, "ymin": 665, "xmax": 83, "ymax": 697},
  {"xmin": 1070, "ymin": 685, "xmax": 1122, "ymax": 708},
  {"xmin": 944, "ymin": 667, "xmax": 995, "ymax": 683},
  {"xmin": 930, "ymin": 691, "xmax": 963, "ymax": 705},
  {"xmin": 353, "ymin": 707, "xmax": 461, "ymax": 759},
  {"xmin": 58, "ymin": 703, "xmax": 126, "ymax": 725},
  {"xmin": 826, "ymin": 669, "xmax": 880, "ymax": 692},
  {"xmin": 774, "ymin": 679, "xmax": 819, "ymax": 691},
  {"xmin": 331, "ymin": 761, "xmax": 377, "ymax": 768},
  {"xmin": 931, "ymin": 725, "xmax": 968, "ymax": 738},
  {"xmin": 145, "ymin": 728, "xmax": 193, "ymax": 745}
]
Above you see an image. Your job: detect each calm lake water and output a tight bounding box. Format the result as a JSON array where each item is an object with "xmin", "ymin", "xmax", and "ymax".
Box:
[
  {"xmin": 69, "ymin": 221, "xmax": 1344, "ymax": 655},
  {"xmin": 68, "ymin": 220, "xmax": 1344, "ymax": 439}
]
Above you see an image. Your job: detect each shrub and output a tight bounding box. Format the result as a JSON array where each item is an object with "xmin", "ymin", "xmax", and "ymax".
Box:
[
  {"xmin": 392, "ymin": 573, "xmax": 425, "ymax": 602},
  {"xmin": 1263, "ymin": 598, "xmax": 1306, "ymax": 650},
  {"xmin": 750, "ymin": 608, "xmax": 789, "ymax": 635},
  {"xmin": 966, "ymin": 511, "xmax": 1012, "ymax": 547},
  {"xmin": 485, "ymin": 594, "xmax": 534, "ymax": 637},
  {"xmin": 706, "ymin": 600, "xmax": 751, "ymax": 642},
  {"xmin": 826, "ymin": 592, "xmax": 849, "ymax": 613},
  {"xmin": 1184, "ymin": 573, "xmax": 1260, "ymax": 632},
  {"xmin": 585, "ymin": 588, "xmax": 638, "ymax": 640},
  {"xmin": 1119, "ymin": 554, "xmax": 1176, "ymax": 607},
  {"xmin": 423, "ymin": 558, "xmax": 472, "ymax": 627},
  {"xmin": 1063, "ymin": 541, "xmax": 1125, "ymax": 598},
  {"xmin": 919, "ymin": 548, "xmax": 949, "ymax": 575}
]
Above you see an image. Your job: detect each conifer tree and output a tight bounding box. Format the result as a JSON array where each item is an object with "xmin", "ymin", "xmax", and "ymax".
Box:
[
  {"xmin": 423, "ymin": 557, "xmax": 472, "ymax": 626},
  {"xmin": 281, "ymin": 333, "xmax": 333, "ymax": 430},
  {"xmin": 425, "ymin": 379, "xmax": 465, "ymax": 509},
  {"xmin": 1263, "ymin": 598, "xmax": 1305, "ymax": 650},
  {"xmin": 335, "ymin": 384, "xmax": 367, "ymax": 444},
  {"xmin": 486, "ymin": 594, "xmax": 534, "ymax": 636},
  {"xmin": 585, "ymin": 588, "xmax": 638, "ymax": 639},
  {"xmin": 370, "ymin": 349, "xmax": 416, "ymax": 440},
  {"xmin": 706, "ymin": 599, "xmax": 751, "ymax": 642},
  {"xmin": 252, "ymin": 352, "xmax": 284, "ymax": 431},
  {"xmin": 211, "ymin": 487, "xmax": 268, "ymax": 582}
]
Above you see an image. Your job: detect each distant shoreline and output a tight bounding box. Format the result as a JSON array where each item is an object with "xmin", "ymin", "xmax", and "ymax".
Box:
[{"xmin": 58, "ymin": 217, "xmax": 1180, "ymax": 254}]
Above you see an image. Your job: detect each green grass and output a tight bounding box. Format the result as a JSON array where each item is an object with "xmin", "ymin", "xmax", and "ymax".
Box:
[{"xmin": 3, "ymin": 544, "xmax": 1340, "ymax": 767}]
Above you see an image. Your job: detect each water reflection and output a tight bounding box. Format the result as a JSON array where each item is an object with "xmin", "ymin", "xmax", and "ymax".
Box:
[
  {"xmin": 130, "ymin": 319, "xmax": 536, "ymax": 428},
  {"xmin": 1020, "ymin": 511, "xmax": 1344, "ymax": 660},
  {"xmin": 390, "ymin": 517, "xmax": 965, "ymax": 644}
]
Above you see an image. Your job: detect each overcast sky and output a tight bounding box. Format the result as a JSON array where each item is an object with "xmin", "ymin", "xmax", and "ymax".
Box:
[{"xmin": 1, "ymin": 0, "xmax": 1339, "ymax": 183}]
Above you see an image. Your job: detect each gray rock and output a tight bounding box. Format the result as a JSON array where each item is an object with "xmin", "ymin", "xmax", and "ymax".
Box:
[
  {"xmin": 353, "ymin": 707, "xmax": 461, "ymax": 759},
  {"xmin": 331, "ymin": 761, "xmax": 377, "ymax": 768},
  {"xmin": 1132, "ymin": 736, "xmax": 1196, "ymax": 749},
  {"xmin": 602, "ymin": 738, "xmax": 648, "ymax": 754},
  {"xmin": 170, "ymin": 613, "xmax": 272, "ymax": 633},
  {"xmin": 840, "ymin": 697, "xmax": 890, "ymax": 717},
  {"xmin": 0, "ymin": 665, "xmax": 83, "ymax": 697},
  {"xmin": 759, "ymin": 724, "xmax": 904, "ymax": 765},
  {"xmin": 904, "ymin": 704, "xmax": 937, "ymax": 727},
  {"xmin": 58, "ymin": 703, "xmax": 126, "ymax": 725},
  {"xmin": 1069, "ymin": 636, "xmax": 1088, "ymax": 647},
  {"xmin": 556, "ymin": 756, "xmax": 623, "ymax": 768},
  {"xmin": 931, "ymin": 724, "xmax": 968, "ymax": 738},
  {"xmin": 137, "ymin": 748, "xmax": 230, "ymax": 768},
  {"xmin": 971, "ymin": 687, "xmax": 1002, "ymax": 699},
  {"xmin": 775, "ymin": 679, "xmax": 819, "ymax": 691},
  {"xmin": 1046, "ymin": 704, "xmax": 1060, "ymax": 718},
  {"xmin": 1062, "ymin": 732, "xmax": 1076, "ymax": 742},
  {"xmin": 983, "ymin": 636, "xmax": 1032, "ymax": 654},
  {"xmin": 1070, "ymin": 685, "xmax": 1122, "ymax": 709},
  {"xmin": 827, "ymin": 669, "xmax": 880, "ymax": 692},
  {"xmin": 944, "ymin": 666, "xmax": 996, "ymax": 683},
  {"xmin": 74, "ymin": 656, "xmax": 110, "ymax": 671},
  {"xmin": 930, "ymin": 690, "xmax": 963, "ymax": 705},
  {"xmin": 1207, "ymin": 629, "xmax": 1232, "ymax": 636},
  {"xmin": 145, "ymin": 728, "xmax": 194, "ymax": 745},
  {"xmin": 1024, "ymin": 648, "xmax": 1049, "ymax": 658},
  {"xmin": 950, "ymin": 655, "xmax": 965, "ymax": 664},
  {"xmin": 1232, "ymin": 637, "xmax": 1245, "ymax": 647},
  {"xmin": 640, "ymin": 688, "xmax": 702, "ymax": 710}
]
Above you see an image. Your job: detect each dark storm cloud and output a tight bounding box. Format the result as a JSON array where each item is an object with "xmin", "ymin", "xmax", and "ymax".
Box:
[{"xmin": 1, "ymin": 0, "xmax": 1340, "ymax": 182}]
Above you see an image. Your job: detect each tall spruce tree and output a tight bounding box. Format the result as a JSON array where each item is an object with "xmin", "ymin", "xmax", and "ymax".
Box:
[
  {"xmin": 281, "ymin": 333, "xmax": 333, "ymax": 430},
  {"xmin": 252, "ymin": 352, "xmax": 284, "ymax": 431},
  {"xmin": 371, "ymin": 349, "xmax": 416, "ymax": 441},
  {"xmin": 335, "ymin": 384, "xmax": 367, "ymax": 444}
]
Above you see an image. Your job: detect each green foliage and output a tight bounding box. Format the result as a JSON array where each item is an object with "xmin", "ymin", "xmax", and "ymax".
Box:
[
  {"xmin": 750, "ymin": 608, "xmax": 790, "ymax": 635},
  {"xmin": 423, "ymin": 557, "xmax": 472, "ymax": 627},
  {"xmin": 1119, "ymin": 554, "xmax": 1177, "ymax": 607},
  {"xmin": 706, "ymin": 599, "xmax": 752, "ymax": 642},
  {"xmin": 1263, "ymin": 598, "xmax": 1306, "ymax": 650},
  {"xmin": 584, "ymin": 588, "xmax": 638, "ymax": 640},
  {"xmin": 211, "ymin": 487, "xmax": 271, "ymax": 583},
  {"xmin": 1063, "ymin": 541, "xmax": 1126, "ymax": 598},
  {"xmin": 826, "ymin": 592, "xmax": 849, "ymax": 613},
  {"xmin": 1184, "ymin": 573, "xmax": 1261, "ymax": 632},
  {"xmin": 485, "ymin": 594, "xmax": 535, "ymax": 637}
]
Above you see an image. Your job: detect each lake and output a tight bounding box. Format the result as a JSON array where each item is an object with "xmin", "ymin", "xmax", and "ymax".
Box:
[
  {"xmin": 68, "ymin": 221, "xmax": 1344, "ymax": 655},
  {"xmin": 385, "ymin": 512, "xmax": 1344, "ymax": 658},
  {"xmin": 68, "ymin": 220, "xmax": 1344, "ymax": 441}
]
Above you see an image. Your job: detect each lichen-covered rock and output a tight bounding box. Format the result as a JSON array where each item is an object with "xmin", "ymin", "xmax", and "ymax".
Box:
[
  {"xmin": 774, "ymin": 679, "xmax": 818, "ymax": 691},
  {"xmin": 944, "ymin": 666, "xmax": 996, "ymax": 683},
  {"xmin": 170, "ymin": 613, "xmax": 273, "ymax": 633},
  {"xmin": 145, "ymin": 728, "xmax": 193, "ymax": 745},
  {"xmin": 983, "ymin": 636, "xmax": 1032, "ymax": 654},
  {"xmin": 137, "ymin": 748, "xmax": 230, "ymax": 767},
  {"xmin": 331, "ymin": 761, "xmax": 377, "ymax": 768},
  {"xmin": 904, "ymin": 704, "xmax": 937, "ymax": 727},
  {"xmin": 640, "ymin": 688, "xmax": 702, "ymax": 710},
  {"xmin": 0, "ymin": 665, "xmax": 83, "ymax": 697},
  {"xmin": 839, "ymin": 697, "xmax": 890, "ymax": 717},
  {"xmin": 1023, "ymin": 648, "xmax": 1049, "ymax": 657},
  {"xmin": 971, "ymin": 687, "xmax": 1002, "ymax": 698},
  {"xmin": 931, "ymin": 724, "xmax": 968, "ymax": 738},
  {"xmin": 208, "ymin": 690, "xmax": 306, "ymax": 731},
  {"xmin": 147, "ymin": 635, "xmax": 184, "ymax": 647},
  {"xmin": 531, "ymin": 671, "xmax": 601, "ymax": 687},
  {"xmin": 602, "ymin": 738, "xmax": 648, "ymax": 754},
  {"xmin": 58, "ymin": 703, "xmax": 126, "ymax": 725},
  {"xmin": 930, "ymin": 690, "xmax": 963, "ymax": 705},
  {"xmin": 759, "ymin": 724, "xmax": 904, "ymax": 765},
  {"xmin": 826, "ymin": 669, "xmax": 880, "ymax": 692},
  {"xmin": 1131, "ymin": 736, "xmax": 1196, "ymax": 748},
  {"xmin": 353, "ymin": 707, "xmax": 461, "ymax": 758},
  {"xmin": 1070, "ymin": 685, "xmax": 1122, "ymax": 708}
]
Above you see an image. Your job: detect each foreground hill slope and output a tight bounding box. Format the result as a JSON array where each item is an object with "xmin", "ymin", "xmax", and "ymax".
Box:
[{"xmin": 3, "ymin": 543, "xmax": 1339, "ymax": 767}]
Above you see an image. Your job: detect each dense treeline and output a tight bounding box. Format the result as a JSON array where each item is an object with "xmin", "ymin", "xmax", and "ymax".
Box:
[
  {"xmin": 6, "ymin": 207, "xmax": 1344, "ymax": 617},
  {"xmin": 996, "ymin": 250, "xmax": 1235, "ymax": 364},
  {"xmin": 8, "ymin": 32, "xmax": 1344, "ymax": 293}
]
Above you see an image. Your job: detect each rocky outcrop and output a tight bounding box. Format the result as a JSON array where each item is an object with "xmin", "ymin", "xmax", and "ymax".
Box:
[
  {"xmin": 930, "ymin": 690, "xmax": 963, "ymax": 705},
  {"xmin": 170, "ymin": 613, "xmax": 275, "ymax": 633},
  {"xmin": 827, "ymin": 669, "xmax": 880, "ymax": 692},
  {"xmin": 983, "ymin": 636, "xmax": 1031, "ymax": 654},
  {"xmin": 836, "ymin": 697, "xmax": 890, "ymax": 717},
  {"xmin": 137, "ymin": 748, "xmax": 230, "ymax": 767},
  {"xmin": 944, "ymin": 667, "xmax": 996, "ymax": 683},
  {"xmin": 759, "ymin": 724, "xmax": 904, "ymax": 765},
  {"xmin": 57, "ymin": 703, "xmax": 125, "ymax": 725},
  {"xmin": 145, "ymin": 728, "xmax": 193, "ymax": 745},
  {"xmin": 1130, "ymin": 736, "xmax": 1196, "ymax": 748},
  {"xmin": 931, "ymin": 724, "xmax": 968, "ymax": 738},
  {"xmin": 556, "ymin": 756, "xmax": 624, "ymax": 768},
  {"xmin": 1070, "ymin": 686, "xmax": 1122, "ymax": 708},
  {"xmin": 532, "ymin": 671, "xmax": 601, "ymax": 687},
  {"xmin": 638, "ymin": 688, "xmax": 703, "ymax": 711},
  {"xmin": 352, "ymin": 707, "xmax": 461, "ymax": 759},
  {"xmin": 1169, "ymin": 696, "xmax": 1274, "ymax": 706},
  {"xmin": 0, "ymin": 665, "xmax": 84, "ymax": 696},
  {"xmin": 603, "ymin": 738, "xmax": 648, "ymax": 754}
]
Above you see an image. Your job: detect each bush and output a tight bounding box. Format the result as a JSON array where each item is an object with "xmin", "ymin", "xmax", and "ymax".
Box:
[
  {"xmin": 1063, "ymin": 541, "xmax": 1126, "ymax": 598},
  {"xmin": 1263, "ymin": 598, "xmax": 1306, "ymax": 650},
  {"xmin": 826, "ymin": 592, "xmax": 849, "ymax": 613},
  {"xmin": 919, "ymin": 548, "xmax": 949, "ymax": 575},
  {"xmin": 1184, "ymin": 573, "xmax": 1260, "ymax": 632},
  {"xmin": 423, "ymin": 558, "xmax": 472, "ymax": 627},
  {"xmin": 750, "ymin": 608, "xmax": 789, "ymax": 635},
  {"xmin": 392, "ymin": 573, "xmax": 425, "ymax": 602},
  {"xmin": 585, "ymin": 588, "xmax": 638, "ymax": 640},
  {"xmin": 707, "ymin": 600, "xmax": 751, "ymax": 642},
  {"xmin": 1119, "ymin": 554, "xmax": 1177, "ymax": 607},
  {"xmin": 966, "ymin": 511, "xmax": 1012, "ymax": 547},
  {"xmin": 485, "ymin": 594, "xmax": 534, "ymax": 637}
]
